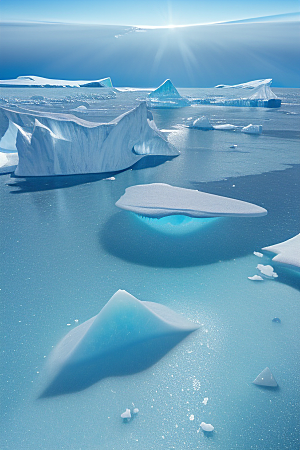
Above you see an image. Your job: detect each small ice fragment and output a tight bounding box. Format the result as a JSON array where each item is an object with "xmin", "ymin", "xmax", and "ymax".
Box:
[
  {"xmin": 272, "ymin": 317, "xmax": 281, "ymax": 323},
  {"xmin": 66, "ymin": 323, "xmax": 71, "ymax": 326},
  {"xmin": 189, "ymin": 414, "xmax": 195, "ymax": 421},
  {"xmin": 121, "ymin": 408, "xmax": 131, "ymax": 419},
  {"xmin": 253, "ymin": 367, "xmax": 277, "ymax": 387},
  {"xmin": 248, "ymin": 275, "xmax": 264, "ymax": 281},
  {"xmin": 253, "ymin": 251, "xmax": 263, "ymax": 257},
  {"xmin": 132, "ymin": 408, "xmax": 139, "ymax": 414},
  {"xmin": 74, "ymin": 319, "xmax": 79, "ymax": 323},
  {"xmin": 230, "ymin": 144, "xmax": 237, "ymax": 148},
  {"xmin": 200, "ymin": 422, "xmax": 214, "ymax": 432},
  {"xmin": 105, "ymin": 177, "xmax": 115, "ymax": 181},
  {"xmin": 202, "ymin": 397, "xmax": 208, "ymax": 405},
  {"xmin": 256, "ymin": 264, "xmax": 278, "ymax": 278}
]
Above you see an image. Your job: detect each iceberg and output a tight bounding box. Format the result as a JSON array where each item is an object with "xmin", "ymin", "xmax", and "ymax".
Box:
[
  {"xmin": 190, "ymin": 116, "xmax": 214, "ymax": 130},
  {"xmin": 253, "ymin": 367, "xmax": 278, "ymax": 387},
  {"xmin": 115, "ymin": 183, "xmax": 268, "ymax": 219},
  {"xmin": 188, "ymin": 117, "xmax": 263, "ymax": 134},
  {"xmin": 248, "ymin": 275, "xmax": 263, "ymax": 281},
  {"xmin": 192, "ymin": 79, "xmax": 281, "ymax": 108},
  {"xmin": 0, "ymin": 75, "xmax": 113, "ymax": 88},
  {"xmin": 0, "ymin": 103, "xmax": 179, "ymax": 176},
  {"xmin": 0, "ymin": 120, "xmax": 18, "ymax": 151},
  {"xmin": 147, "ymin": 79, "xmax": 190, "ymax": 108},
  {"xmin": 0, "ymin": 151, "xmax": 19, "ymax": 173},
  {"xmin": 262, "ymin": 233, "xmax": 300, "ymax": 271},
  {"xmin": 40, "ymin": 290, "xmax": 199, "ymax": 397}
]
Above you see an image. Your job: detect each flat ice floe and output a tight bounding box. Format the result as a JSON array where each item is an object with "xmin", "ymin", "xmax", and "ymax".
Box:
[
  {"xmin": 115, "ymin": 183, "xmax": 267, "ymax": 218},
  {"xmin": 0, "ymin": 75, "xmax": 113, "ymax": 88},
  {"xmin": 1, "ymin": 102, "xmax": 178, "ymax": 176},
  {"xmin": 40, "ymin": 290, "xmax": 199, "ymax": 397},
  {"xmin": 262, "ymin": 233, "xmax": 300, "ymax": 270}
]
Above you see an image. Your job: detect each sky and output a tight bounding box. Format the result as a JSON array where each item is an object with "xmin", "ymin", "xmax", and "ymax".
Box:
[{"xmin": 0, "ymin": 0, "xmax": 299, "ymax": 26}]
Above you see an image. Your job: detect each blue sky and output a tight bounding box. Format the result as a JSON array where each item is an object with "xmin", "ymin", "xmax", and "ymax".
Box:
[{"xmin": 1, "ymin": 0, "xmax": 299, "ymax": 26}]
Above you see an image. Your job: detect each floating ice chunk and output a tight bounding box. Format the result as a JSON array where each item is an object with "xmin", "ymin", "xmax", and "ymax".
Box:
[
  {"xmin": 241, "ymin": 124, "xmax": 263, "ymax": 134},
  {"xmin": 147, "ymin": 79, "xmax": 190, "ymax": 108},
  {"xmin": 256, "ymin": 264, "xmax": 278, "ymax": 278},
  {"xmin": 0, "ymin": 75, "xmax": 113, "ymax": 88},
  {"xmin": 191, "ymin": 116, "xmax": 214, "ymax": 130},
  {"xmin": 40, "ymin": 290, "xmax": 199, "ymax": 397},
  {"xmin": 230, "ymin": 144, "xmax": 237, "ymax": 149},
  {"xmin": 253, "ymin": 367, "xmax": 278, "ymax": 387},
  {"xmin": 202, "ymin": 397, "xmax": 208, "ymax": 405},
  {"xmin": 248, "ymin": 275, "xmax": 264, "ymax": 281},
  {"xmin": 121, "ymin": 409, "xmax": 131, "ymax": 419},
  {"xmin": 115, "ymin": 183, "xmax": 267, "ymax": 219},
  {"xmin": 189, "ymin": 415, "xmax": 195, "ymax": 421},
  {"xmin": 262, "ymin": 233, "xmax": 300, "ymax": 270},
  {"xmin": 253, "ymin": 251, "xmax": 263, "ymax": 257},
  {"xmin": 132, "ymin": 408, "xmax": 139, "ymax": 414},
  {"xmin": 213, "ymin": 123, "xmax": 237, "ymax": 130},
  {"xmin": 1, "ymin": 102, "xmax": 178, "ymax": 176},
  {"xmin": 200, "ymin": 422, "xmax": 214, "ymax": 432},
  {"xmin": 0, "ymin": 120, "xmax": 18, "ymax": 151}
]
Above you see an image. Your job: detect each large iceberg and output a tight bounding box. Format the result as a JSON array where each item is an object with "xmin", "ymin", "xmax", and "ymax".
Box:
[
  {"xmin": 0, "ymin": 103, "xmax": 179, "ymax": 176},
  {"xmin": 192, "ymin": 79, "xmax": 281, "ymax": 108},
  {"xmin": 40, "ymin": 290, "xmax": 199, "ymax": 397},
  {"xmin": 262, "ymin": 233, "xmax": 300, "ymax": 271},
  {"xmin": 147, "ymin": 79, "xmax": 190, "ymax": 108},
  {"xmin": 115, "ymin": 183, "xmax": 267, "ymax": 218},
  {"xmin": 0, "ymin": 75, "xmax": 113, "ymax": 88}
]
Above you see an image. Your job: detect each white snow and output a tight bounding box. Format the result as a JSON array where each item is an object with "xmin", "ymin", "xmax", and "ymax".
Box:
[
  {"xmin": 200, "ymin": 422, "xmax": 214, "ymax": 432},
  {"xmin": 262, "ymin": 233, "xmax": 300, "ymax": 270},
  {"xmin": 0, "ymin": 75, "xmax": 113, "ymax": 88},
  {"xmin": 40, "ymin": 290, "xmax": 199, "ymax": 397},
  {"xmin": 115, "ymin": 183, "xmax": 267, "ymax": 218},
  {"xmin": 121, "ymin": 409, "xmax": 131, "ymax": 419},
  {"xmin": 1, "ymin": 102, "xmax": 178, "ymax": 176},
  {"xmin": 147, "ymin": 79, "xmax": 190, "ymax": 108},
  {"xmin": 248, "ymin": 275, "xmax": 264, "ymax": 281},
  {"xmin": 241, "ymin": 124, "xmax": 263, "ymax": 134},
  {"xmin": 253, "ymin": 367, "xmax": 278, "ymax": 387},
  {"xmin": 256, "ymin": 264, "xmax": 278, "ymax": 278}
]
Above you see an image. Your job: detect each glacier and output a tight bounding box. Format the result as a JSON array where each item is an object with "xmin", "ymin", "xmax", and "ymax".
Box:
[
  {"xmin": 115, "ymin": 183, "xmax": 268, "ymax": 218},
  {"xmin": 0, "ymin": 75, "xmax": 113, "ymax": 88},
  {"xmin": 147, "ymin": 79, "xmax": 190, "ymax": 108},
  {"xmin": 40, "ymin": 290, "xmax": 199, "ymax": 397},
  {"xmin": 262, "ymin": 233, "xmax": 300, "ymax": 271},
  {"xmin": 0, "ymin": 102, "xmax": 179, "ymax": 176}
]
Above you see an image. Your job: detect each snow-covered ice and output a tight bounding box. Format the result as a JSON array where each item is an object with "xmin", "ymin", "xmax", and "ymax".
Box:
[
  {"xmin": 40, "ymin": 290, "xmax": 199, "ymax": 397},
  {"xmin": 200, "ymin": 422, "xmax": 214, "ymax": 432},
  {"xmin": 121, "ymin": 409, "xmax": 131, "ymax": 419},
  {"xmin": 253, "ymin": 251, "xmax": 264, "ymax": 257},
  {"xmin": 253, "ymin": 367, "xmax": 278, "ymax": 387},
  {"xmin": 190, "ymin": 116, "xmax": 214, "ymax": 130},
  {"xmin": 262, "ymin": 233, "xmax": 300, "ymax": 270},
  {"xmin": 115, "ymin": 183, "xmax": 268, "ymax": 218},
  {"xmin": 1, "ymin": 102, "xmax": 178, "ymax": 176},
  {"xmin": 0, "ymin": 75, "xmax": 113, "ymax": 88},
  {"xmin": 147, "ymin": 79, "xmax": 190, "ymax": 108},
  {"xmin": 248, "ymin": 275, "xmax": 264, "ymax": 281},
  {"xmin": 256, "ymin": 264, "xmax": 278, "ymax": 278},
  {"xmin": 241, "ymin": 124, "xmax": 263, "ymax": 134}
]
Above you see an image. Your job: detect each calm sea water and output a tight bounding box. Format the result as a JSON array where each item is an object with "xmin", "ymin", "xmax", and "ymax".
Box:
[{"xmin": 1, "ymin": 87, "xmax": 300, "ymax": 450}]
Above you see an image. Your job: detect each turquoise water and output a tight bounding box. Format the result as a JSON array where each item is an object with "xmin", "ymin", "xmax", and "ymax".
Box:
[{"xmin": 1, "ymin": 88, "xmax": 300, "ymax": 449}]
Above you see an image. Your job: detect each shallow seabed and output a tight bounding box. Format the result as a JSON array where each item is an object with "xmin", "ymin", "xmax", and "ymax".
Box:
[{"xmin": 1, "ymin": 88, "xmax": 300, "ymax": 450}]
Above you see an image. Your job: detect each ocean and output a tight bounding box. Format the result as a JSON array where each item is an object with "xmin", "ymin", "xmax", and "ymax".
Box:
[{"xmin": 1, "ymin": 87, "xmax": 299, "ymax": 449}]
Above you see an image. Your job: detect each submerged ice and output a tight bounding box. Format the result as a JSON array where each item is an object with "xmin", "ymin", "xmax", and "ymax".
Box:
[
  {"xmin": 40, "ymin": 290, "xmax": 199, "ymax": 397},
  {"xmin": 253, "ymin": 367, "xmax": 278, "ymax": 387},
  {"xmin": 1, "ymin": 103, "xmax": 179, "ymax": 176}
]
